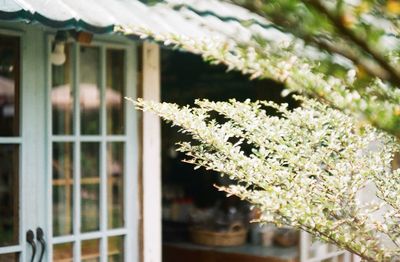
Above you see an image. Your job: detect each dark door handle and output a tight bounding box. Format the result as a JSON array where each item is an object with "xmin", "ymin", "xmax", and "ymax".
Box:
[
  {"xmin": 36, "ymin": 227, "xmax": 46, "ymax": 262},
  {"xmin": 26, "ymin": 230, "xmax": 36, "ymax": 262}
]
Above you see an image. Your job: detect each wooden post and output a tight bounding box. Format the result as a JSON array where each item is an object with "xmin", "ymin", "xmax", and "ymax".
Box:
[{"xmin": 139, "ymin": 42, "xmax": 162, "ymax": 262}]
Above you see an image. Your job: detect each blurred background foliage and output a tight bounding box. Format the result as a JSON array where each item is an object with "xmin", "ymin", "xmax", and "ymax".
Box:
[{"xmin": 225, "ymin": 0, "xmax": 400, "ymax": 138}]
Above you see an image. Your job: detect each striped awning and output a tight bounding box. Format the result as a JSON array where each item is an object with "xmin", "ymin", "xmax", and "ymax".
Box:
[{"xmin": 0, "ymin": 0, "xmax": 290, "ymax": 43}]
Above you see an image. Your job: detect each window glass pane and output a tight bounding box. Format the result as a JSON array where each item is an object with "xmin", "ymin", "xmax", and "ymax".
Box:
[
  {"xmin": 108, "ymin": 236, "xmax": 124, "ymax": 262},
  {"xmin": 0, "ymin": 252, "xmax": 19, "ymax": 261},
  {"xmin": 106, "ymin": 49, "xmax": 125, "ymax": 135},
  {"xmin": 52, "ymin": 43, "xmax": 73, "ymax": 135},
  {"xmin": 107, "ymin": 142, "xmax": 124, "ymax": 229},
  {"xmin": 53, "ymin": 142, "xmax": 74, "ymax": 236},
  {"xmin": 53, "ymin": 242, "xmax": 73, "ymax": 262},
  {"xmin": 0, "ymin": 35, "xmax": 19, "ymax": 137},
  {"xmin": 80, "ymin": 47, "xmax": 100, "ymax": 135},
  {"xmin": 0, "ymin": 144, "xmax": 19, "ymax": 247},
  {"xmin": 81, "ymin": 142, "xmax": 100, "ymax": 232},
  {"xmin": 82, "ymin": 239, "xmax": 100, "ymax": 262}
]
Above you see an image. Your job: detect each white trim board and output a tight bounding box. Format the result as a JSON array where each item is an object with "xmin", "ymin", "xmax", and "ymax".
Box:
[{"xmin": 140, "ymin": 42, "xmax": 162, "ymax": 262}]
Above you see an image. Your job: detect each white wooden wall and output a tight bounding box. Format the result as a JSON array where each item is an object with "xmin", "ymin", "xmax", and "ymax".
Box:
[{"xmin": 300, "ymin": 231, "xmax": 352, "ymax": 262}]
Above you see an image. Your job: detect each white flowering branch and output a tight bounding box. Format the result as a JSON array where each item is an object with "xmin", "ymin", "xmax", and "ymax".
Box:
[
  {"xmin": 129, "ymin": 96, "xmax": 400, "ymax": 261},
  {"xmin": 117, "ymin": 24, "xmax": 400, "ymax": 138},
  {"xmin": 122, "ymin": 1, "xmax": 400, "ymax": 260}
]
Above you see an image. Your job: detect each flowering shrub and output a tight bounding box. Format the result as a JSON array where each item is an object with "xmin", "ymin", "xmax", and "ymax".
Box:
[
  {"xmin": 122, "ymin": 1, "xmax": 400, "ymax": 260},
  {"xmin": 130, "ymin": 96, "xmax": 400, "ymax": 261},
  {"xmin": 120, "ymin": 0, "xmax": 400, "ymax": 138}
]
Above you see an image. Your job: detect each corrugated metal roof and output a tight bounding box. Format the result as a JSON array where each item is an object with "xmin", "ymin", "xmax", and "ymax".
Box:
[
  {"xmin": 167, "ymin": 1, "xmax": 291, "ymax": 43},
  {"xmin": 0, "ymin": 0, "xmax": 288, "ymax": 43},
  {"xmin": 168, "ymin": 0, "xmax": 271, "ymax": 28},
  {"xmin": 0, "ymin": 0, "xmax": 397, "ymax": 50}
]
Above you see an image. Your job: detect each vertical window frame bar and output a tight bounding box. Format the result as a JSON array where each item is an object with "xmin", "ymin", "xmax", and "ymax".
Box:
[
  {"xmin": 99, "ymin": 45, "xmax": 108, "ymax": 262},
  {"xmin": 123, "ymin": 45, "xmax": 133, "ymax": 262},
  {"xmin": 46, "ymin": 34, "xmax": 53, "ymax": 262},
  {"xmin": 73, "ymin": 42, "xmax": 81, "ymax": 262}
]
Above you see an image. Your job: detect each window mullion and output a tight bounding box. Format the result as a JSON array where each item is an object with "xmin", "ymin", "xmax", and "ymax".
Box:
[
  {"xmin": 100, "ymin": 46, "xmax": 106, "ymax": 137},
  {"xmin": 73, "ymin": 43, "xmax": 81, "ymax": 262},
  {"xmin": 99, "ymin": 46, "xmax": 107, "ymax": 262}
]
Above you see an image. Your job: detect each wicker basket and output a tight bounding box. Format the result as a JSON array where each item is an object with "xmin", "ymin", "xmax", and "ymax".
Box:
[{"xmin": 189, "ymin": 223, "xmax": 247, "ymax": 246}]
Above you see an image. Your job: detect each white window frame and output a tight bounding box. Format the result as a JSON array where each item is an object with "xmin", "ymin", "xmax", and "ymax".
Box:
[{"xmin": 45, "ymin": 35, "xmax": 139, "ymax": 262}]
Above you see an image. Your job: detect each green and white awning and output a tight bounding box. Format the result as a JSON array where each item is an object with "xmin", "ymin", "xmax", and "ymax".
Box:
[{"xmin": 0, "ymin": 0, "xmax": 289, "ymax": 42}]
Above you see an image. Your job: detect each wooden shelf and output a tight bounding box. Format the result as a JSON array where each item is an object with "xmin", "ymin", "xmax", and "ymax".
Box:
[{"xmin": 163, "ymin": 242, "xmax": 299, "ymax": 262}]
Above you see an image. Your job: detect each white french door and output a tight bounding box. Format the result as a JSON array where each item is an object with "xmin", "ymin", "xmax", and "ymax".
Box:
[
  {"xmin": 0, "ymin": 28, "xmax": 138, "ymax": 262},
  {"xmin": 0, "ymin": 33, "xmax": 24, "ymax": 262},
  {"xmin": 0, "ymin": 30, "xmax": 48, "ymax": 262},
  {"xmin": 46, "ymin": 39, "xmax": 137, "ymax": 262}
]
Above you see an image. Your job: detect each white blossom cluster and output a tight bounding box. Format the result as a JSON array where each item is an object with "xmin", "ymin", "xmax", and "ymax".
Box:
[
  {"xmin": 129, "ymin": 97, "xmax": 400, "ymax": 261},
  {"xmin": 117, "ymin": 22, "xmax": 400, "ymax": 137}
]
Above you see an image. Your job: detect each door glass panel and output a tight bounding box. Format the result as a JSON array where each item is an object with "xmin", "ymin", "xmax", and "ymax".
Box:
[
  {"xmin": 53, "ymin": 242, "xmax": 73, "ymax": 262},
  {"xmin": 0, "ymin": 35, "xmax": 19, "ymax": 137},
  {"xmin": 81, "ymin": 142, "xmax": 100, "ymax": 232},
  {"xmin": 80, "ymin": 47, "xmax": 100, "ymax": 135},
  {"xmin": 107, "ymin": 142, "xmax": 124, "ymax": 229},
  {"xmin": 51, "ymin": 44, "xmax": 129, "ymax": 261},
  {"xmin": 0, "ymin": 144, "xmax": 19, "ymax": 247},
  {"xmin": 0, "ymin": 252, "xmax": 19, "ymax": 261},
  {"xmin": 108, "ymin": 236, "xmax": 124, "ymax": 262},
  {"xmin": 53, "ymin": 142, "xmax": 74, "ymax": 236},
  {"xmin": 52, "ymin": 43, "xmax": 73, "ymax": 135},
  {"xmin": 106, "ymin": 49, "xmax": 125, "ymax": 135},
  {"xmin": 82, "ymin": 239, "xmax": 100, "ymax": 262}
]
